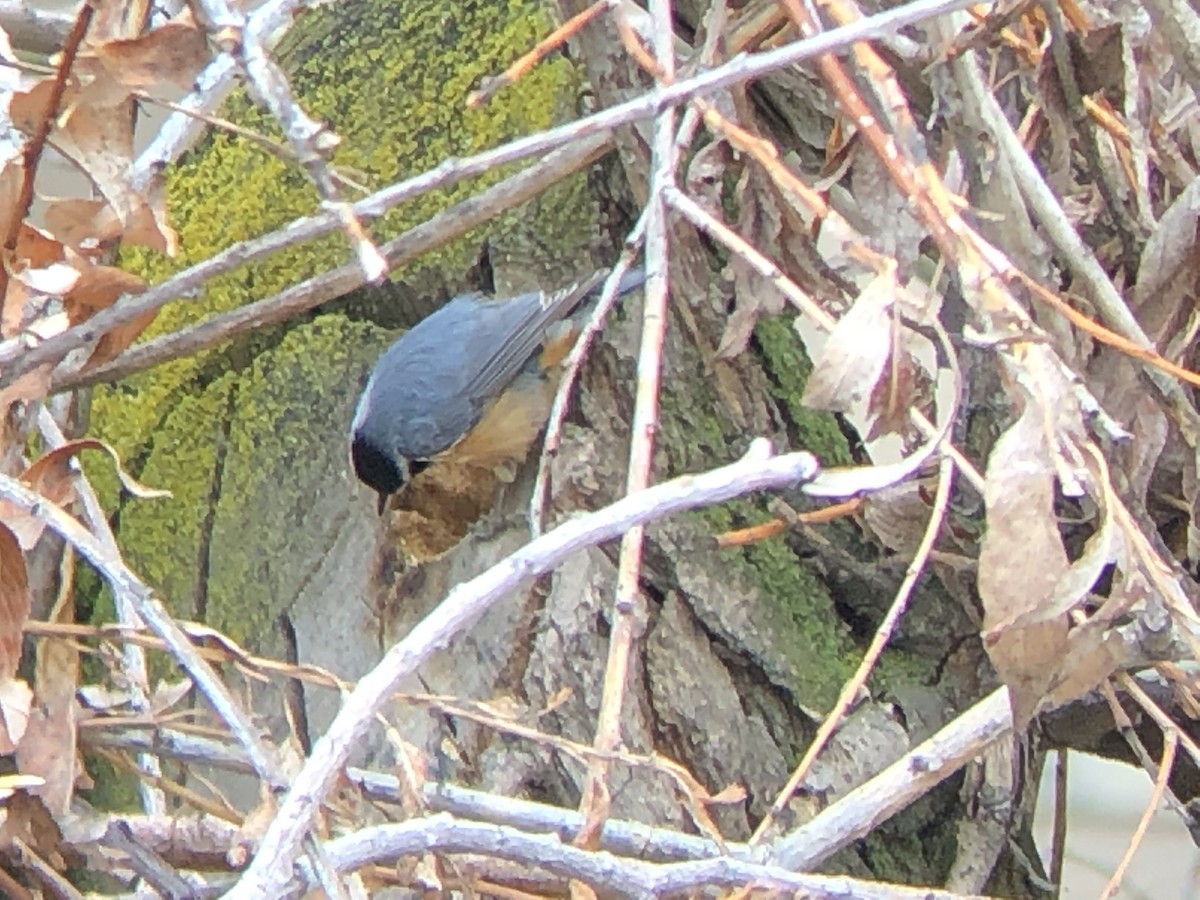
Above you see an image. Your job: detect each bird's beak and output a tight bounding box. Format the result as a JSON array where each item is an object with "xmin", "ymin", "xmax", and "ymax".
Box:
[{"xmin": 376, "ymin": 492, "xmax": 389, "ymax": 516}]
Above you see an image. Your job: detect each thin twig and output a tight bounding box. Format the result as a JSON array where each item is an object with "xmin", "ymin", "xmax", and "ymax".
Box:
[
  {"xmin": 193, "ymin": 0, "xmax": 384, "ymax": 282},
  {"xmin": 1048, "ymin": 750, "xmax": 1067, "ymax": 895},
  {"xmin": 951, "ymin": 36, "xmax": 1200, "ymax": 446},
  {"xmin": 716, "ymin": 498, "xmax": 862, "ymax": 546},
  {"xmin": 467, "ymin": 0, "xmax": 614, "ymax": 108},
  {"xmin": 530, "ymin": 225, "xmax": 647, "ymax": 535},
  {"xmin": 318, "ymin": 813, "xmax": 993, "ymax": 899},
  {"xmin": 82, "ymin": 726, "xmax": 759, "ymax": 866},
  {"xmin": 663, "ymin": 182, "xmax": 983, "ymax": 498},
  {"xmin": 131, "ymin": 0, "xmax": 317, "ymax": 187},
  {"xmin": 1117, "ymin": 672, "xmax": 1200, "ymax": 770},
  {"xmin": 1098, "ymin": 680, "xmax": 1194, "ymax": 827},
  {"xmin": 1098, "ymin": 728, "xmax": 1177, "ymax": 900},
  {"xmin": 132, "ymin": 90, "xmax": 368, "ymax": 193},
  {"xmin": 36, "ymin": 409, "xmax": 165, "ymax": 815},
  {"xmin": 768, "ymin": 687, "xmax": 1011, "ymax": 870},
  {"xmin": 0, "ymin": 1, "xmax": 93, "ymax": 307},
  {"xmin": 577, "ymin": 0, "xmax": 678, "ymax": 848}
]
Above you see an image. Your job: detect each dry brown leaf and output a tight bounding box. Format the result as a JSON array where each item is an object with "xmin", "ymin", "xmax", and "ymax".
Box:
[
  {"xmin": 90, "ymin": 309, "xmax": 161, "ymax": 366},
  {"xmin": 62, "ymin": 256, "xmax": 146, "ymax": 324},
  {"xmin": 846, "ymin": 149, "xmax": 926, "ymax": 273},
  {"xmin": 989, "ymin": 454, "xmax": 1118, "ymax": 634},
  {"xmin": 0, "ymin": 158, "xmax": 23, "ymax": 255},
  {"xmin": 864, "ymin": 342, "xmax": 932, "ymax": 442},
  {"xmin": 14, "ymin": 223, "xmax": 66, "ymax": 270},
  {"xmin": 0, "ymin": 438, "xmax": 169, "ymax": 549},
  {"xmin": 978, "ymin": 407, "xmax": 1070, "ymax": 729},
  {"xmin": 861, "ymin": 477, "xmax": 963, "ymax": 555},
  {"xmin": 19, "ymin": 447, "xmax": 80, "ymax": 511},
  {"xmin": 1133, "ymin": 175, "xmax": 1200, "ymax": 340},
  {"xmin": 1043, "ymin": 623, "xmax": 1123, "ymax": 712},
  {"xmin": 0, "ymin": 365, "xmax": 53, "ymax": 428},
  {"xmin": 801, "ymin": 268, "xmax": 895, "ymax": 414},
  {"xmin": 0, "ymin": 525, "xmax": 30, "ymax": 680},
  {"xmin": 91, "ymin": 12, "xmax": 212, "ymax": 93},
  {"xmin": 25, "ymin": 438, "xmax": 170, "ymax": 502},
  {"xmin": 86, "ymin": 0, "xmax": 147, "ymax": 41},
  {"xmin": 41, "ymin": 197, "xmax": 122, "ymax": 251},
  {"xmin": 1, "ymin": 223, "xmax": 69, "ymax": 338},
  {"xmin": 11, "ymin": 78, "xmax": 175, "ymax": 255},
  {"xmin": 986, "ymin": 619, "xmax": 1068, "ymax": 731},
  {"xmin": 18, "ymin": 554, "xmax": 79, "ymax": 817},
  {"xmin": 0, "ymin": 790, "xmax": 63, "ymax": 865},
  {"xmin": 11, "ymin": 261, "xmax": 79, "ymax": 298},
  {"xmin": 1, "ymin": 278, "xmax": 32, "ymax": 338}
]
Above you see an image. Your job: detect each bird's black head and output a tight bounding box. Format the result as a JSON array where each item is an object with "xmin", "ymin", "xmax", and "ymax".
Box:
[
  {"xmin": 351, "ymin": 432, "xmax": 435, "ymax": 514},
  {"xmin": 351, "ymin": 432, "xmax": 407, "ymax": 514}
]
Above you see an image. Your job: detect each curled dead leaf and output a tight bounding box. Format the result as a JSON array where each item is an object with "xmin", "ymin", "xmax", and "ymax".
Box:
[
  {"xmin": 0, "ymin": 438, "xmax": 169, "ymax": 550},
  {"xmin": 978, "ymin": 407, "xmax": 1068, "ymax": 728},
  {"xmin": 19, "ymin": 556, "xmax": 80, "ymax": 818},
  {"xmin": 1133, "ymin": 175, "xmax": 1200, "ymax": 340},
  {"xmin": 0, "ymin": 525, "xmax": 30, "ymax": 680},
  {"xmin": 975, "ymin": 406, "xmax": 1124, "ymax": 728},
  {"xmin": 12, "ymin": 77, "xmax": 176, "ymax": 255},
  {"xmin": 801, "ymin": 268, "xmax": 895, "ymax": 415},
  {"xmin": 41, "ymin": 197, "xmax": 121, "ymax": 252},
  {"xmin": 0, "ymin": 365, "xmax": 52, "ymax": 431},
  {"xmin": 28, "ymin": 437, "xmax": 170, "ymax": 501}
]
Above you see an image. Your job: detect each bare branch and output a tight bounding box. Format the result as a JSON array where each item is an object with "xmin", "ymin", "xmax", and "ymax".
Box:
[
  {"xmin": 54, "ymin": 133, "xmax": 615, "ymax": 390},
  {"xmin": 769, "ymin": 688, "xmax": 1011, "ymax": 870},
  {"xmin": 317, "ymin": 814, "xmax": 992, "ymax": 899},
  {"xmin": 227, "ymin": 444, "xmax": 820, "ymax": 895}
]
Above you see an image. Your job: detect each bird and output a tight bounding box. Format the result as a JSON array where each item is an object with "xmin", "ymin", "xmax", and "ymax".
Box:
[{"xmin": 350, "ymin": 266, "xmax": 646, "ymax": 513}]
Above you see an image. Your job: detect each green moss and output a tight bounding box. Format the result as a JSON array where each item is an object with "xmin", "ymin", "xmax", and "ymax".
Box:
[
  {"xmin": 740, "ymin": 522, "xmax": 854, "ymax": 707},
  {"xmin": 79, "ymin": 752, "xmax": 140, "ymax": 813},
  {"xmin": 117, "ymin": 378, "xmax": 237, "ymax": 623},
  {"xmin": 203, "ymin": 316, "xmax": 393, "ymax": 643},
  {"xmin": 867, "ymin": 645, "xmax": 938, "ymax": 695},
  {"xmin": 753, "ymin": 314, "xmax": 853, "ymax": 466},
  {"xmin": 659, "ymin": 381, "xmax": 854, "ymax": 709}
]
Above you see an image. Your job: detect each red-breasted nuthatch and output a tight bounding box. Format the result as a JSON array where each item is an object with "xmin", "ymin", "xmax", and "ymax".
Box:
[{"xmin": 350, "ymin": 266, "xmax": 646, "ymax": 512}]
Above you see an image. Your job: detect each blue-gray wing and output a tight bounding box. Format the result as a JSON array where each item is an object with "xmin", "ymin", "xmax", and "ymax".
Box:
[{"xmin": 463, "ymin": 266, "xmax": 645, "ymax": 406}]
